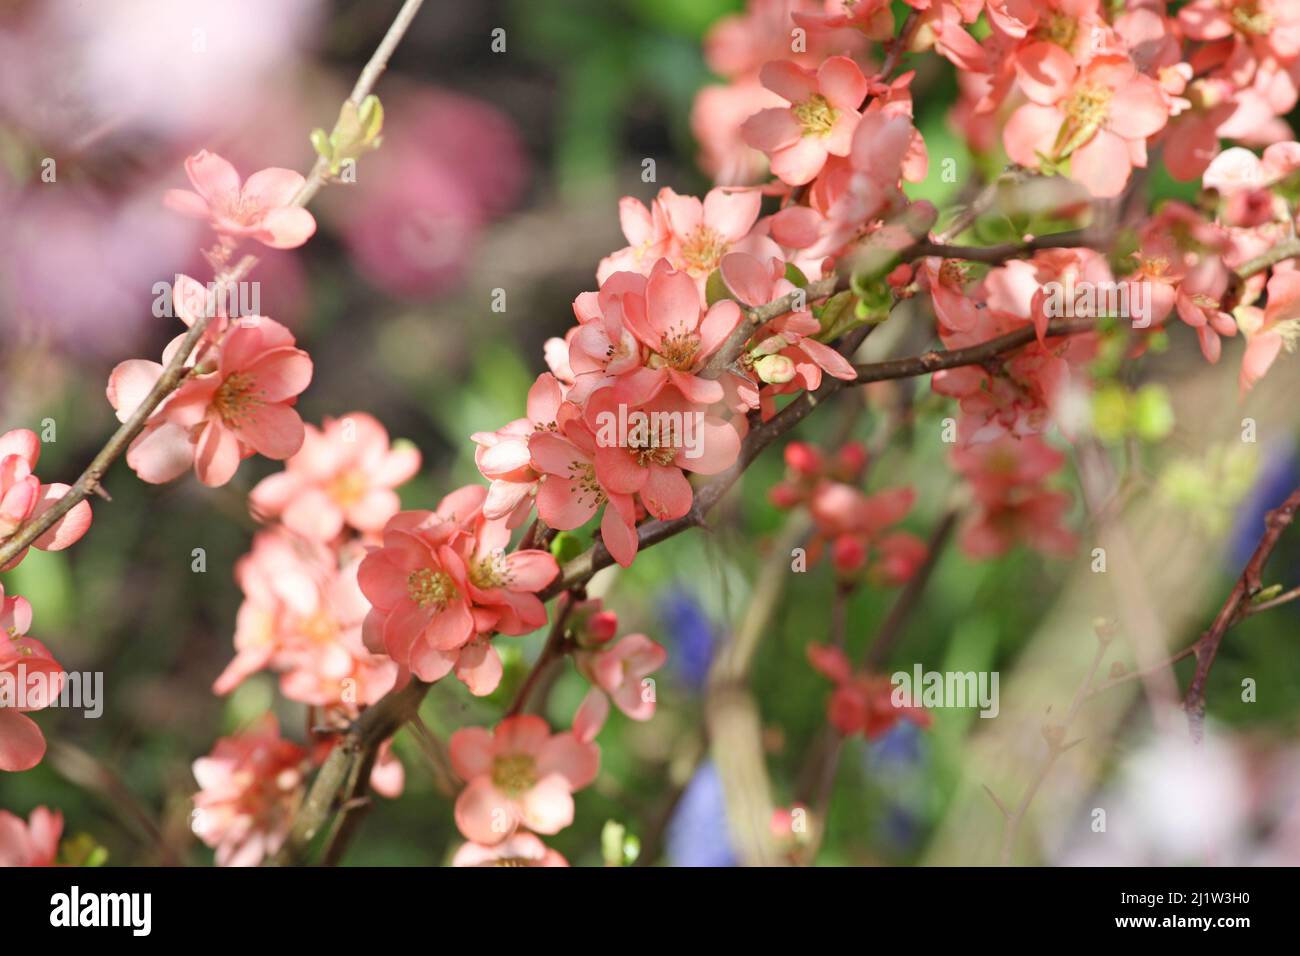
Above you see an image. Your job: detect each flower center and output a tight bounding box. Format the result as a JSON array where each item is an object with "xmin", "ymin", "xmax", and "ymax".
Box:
[
  {"xmin": 300, "ymin": 610, "xmax": 338, "ymax": 644},
  {"xmin": 1040, "ymin": 13, "xmax": 1078, "ymax": 50},
  {"xmin": 328, "ymin": 469, "xmax": 368, "ymax": 507},
  {"xmin": 469, "ymin": 550, "xmax": 511, "ymax": 589},
  {"xmin": 678, "ymin": 225, "xmax": 726, "ymax": 276},
  {"xmin": 654, "ymin": 332, "xmax": 701, "ymax": 371},
  {"xmin": 491, "ymin": 753, "xmax": 538, "ymax": 797},
  {"xmin": 793, "ymin": 94, "xmax": 837, "ymax": 137},
  {"xmin": 1231, "ymin": 1, "xmax": 1273, "ymax": 35},
  {"xmin": 213, "ymin": 372, "xmax": 262, "ymax": 426},
  {"xmin": 406, "ymin": 567, "xmax": 456, "ymax": 609},
  {"xmin": 1055, "ymin": 83, "xmax": 1112, "ymax": 157},
  {"xmin": 565, "ymin": 461, "xmax": 607, "ymax": 509},
  {"xmin": 628, "ymin": 420, "xmax": 680, "ymax": 467}
]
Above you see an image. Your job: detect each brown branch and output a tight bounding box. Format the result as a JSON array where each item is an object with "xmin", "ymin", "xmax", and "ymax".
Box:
[
  {"xmin": 0, "ymin": 0, "xmax": 427, "ymax": 570},
  {"xmin": 504, "ymin": 591, "xmax": 578, "ymax": 719},
  {"xmin": 1183, "ymin": 486, "xmax": 1300, "ymax": 740}
]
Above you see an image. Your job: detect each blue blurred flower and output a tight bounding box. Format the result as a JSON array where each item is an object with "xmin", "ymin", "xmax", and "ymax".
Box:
[
  {"xmin": 658, "ymin": 589, "xmax": 716, "ymax": 691},
  {"xmin": 666, "ymin": 761, "xmax": 737, "ymax": 867},
  {"xmin": 865, "ymin": 720, "xmax": 924, "ymax": 769},
  {"xmin": 1229, "ymin": 441, "xmax": 1298, "ymax": 569}
]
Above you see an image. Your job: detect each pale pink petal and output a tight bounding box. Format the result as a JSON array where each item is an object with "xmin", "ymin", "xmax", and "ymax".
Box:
[
  {"xmin": 519, "ymin": 775, "xmax": 576, "ymax": 835},
  {"xmin": 185, "ymin": 150, "xmax": 241, "ymax": 207},
  {"xmin": 30, "ymin": 485, "xmax": 92, "ymax": 551},
  {"xmin": 454, "ymin": 777, "xmax": 515, "ymax": 845}
]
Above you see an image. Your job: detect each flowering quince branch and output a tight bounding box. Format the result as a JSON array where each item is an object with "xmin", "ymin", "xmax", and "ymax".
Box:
[{"xmin": 17, "ymin": 0, "xmax": 1300, "ymax": 871}]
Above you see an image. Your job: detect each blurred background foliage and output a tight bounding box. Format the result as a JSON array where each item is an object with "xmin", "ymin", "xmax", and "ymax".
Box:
[{"xmin": 1, "ymin": 0, "xmax": 1299, "ymax": 867}]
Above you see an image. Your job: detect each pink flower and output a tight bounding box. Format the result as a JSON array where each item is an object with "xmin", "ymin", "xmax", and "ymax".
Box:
[
  {"xmin": 806, "ymin": 644, "xmax": 930, "ymax": 738},
  {"xmin": 191, "ymin": 714, "xmax": 307, "ymax": 867},
  {"xmin": 0, "ymin": 806, "xmax": 62, "ymax": 867},
  {"xmin": 0, "ymin": 585, "xmax": 64, "ymax": 773},
  {"xmin": 742, "ymin": 56, "xmax": 868, "ymax": 185},
  {"xmin": 461, "ymin": 511, "xmax": 560, "ymax": 637},
  {"xmin": 249, "ymin": 412, "xmax": 421, "ymax": 541},
  {"xmin": 110, "ymin": 317, "xmax": 313, "ymax": 487},
  {"xmin": 721, "ymin": 252, "xmax": 856, "ymax": 399},
  {"xmin": 449, "ymin": 715, "xmax": 599, "ymax": 845},
  {"xmin": 471, "ymin": 373, "xmax": 571, "ymax": 521},
  {"xmin": 529, "ymin": 419, "xmax": 640, "ymax": 567},
  {"xmin": 1237, "ymin": 269, "xmax": 1300, "ymax": 394},
  {"xmin": 585, "ymin": 386, "xmax": 741, "ymax": 522},
  {"xmin": 613, "ymin": 260, "xmax": 742, "ymax": 407},
  {"xmin": 452, "ymin": 832, "xmax": 568, "ymax": 867},
  {"xmin": 952, "ymin": 435, "xmax": 1077, "ymax": 558},
  {"xmin": 657, "ymin": 187, "xmax": 766, "ymax": 282},
  {"xmin": 1003, "ymin": 53, "xmax": 1169, "ymax": 197},
  {"xmin": 356, "ymin": 499, "xmax": 480, "ymax": 683},
  {"xmin": 0, "ymin": 429, "xmax": 93, "ymax": 570},
  {"xmin": 1174, "ymin": 257, "xmax": 1238, "ymax": 363},
  {"xmin": 357, "ymin": 487, "xmax": 558, "ymax": 691},
  {"xmin": 691, "ymin": 78, "xmax": 789, "ymax": 186},
  {"xmin": 164, "ymin": 150, "xmax": 317, "ymax": 249},
  {"xmin": 214, "ymin": 532, "xmax": 398, "ymax": 712},
  {"xmin": 577, "ymin": 633, "xmax": 667, "ymax": 721}
]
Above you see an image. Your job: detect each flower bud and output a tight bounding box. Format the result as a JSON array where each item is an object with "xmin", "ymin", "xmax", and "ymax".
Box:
[{"xmin": 755, "ymin": 353, "xmax": 796, "ymax": 384}]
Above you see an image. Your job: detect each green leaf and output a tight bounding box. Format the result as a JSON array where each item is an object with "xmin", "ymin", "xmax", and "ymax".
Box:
[
  {"xmin": 704, "ymin": 268, "xmax": 732, "ymax": 307},
  {"xmin": 1132, "ymin": 384, "xmax": 1174, "ymax": 442},
  {"xmin": 550, "ymin": 531, "xmax": 587, "ymax": 565},
  {"xmin": 783, "ymin": 262, "xmax": 808, "ymax": 288}
]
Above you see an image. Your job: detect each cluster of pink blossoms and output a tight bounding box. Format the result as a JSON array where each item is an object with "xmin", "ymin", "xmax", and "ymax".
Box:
[
  {"xmin": 9, "ymin": 0, "xmax": 1300, "ymax": 869},
  {"xmin": 771, "ymin": 440, "xmax": 926, "ymax": 584}
]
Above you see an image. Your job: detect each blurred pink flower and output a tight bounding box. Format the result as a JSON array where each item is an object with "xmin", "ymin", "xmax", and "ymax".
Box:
[
  {"xmin": 452, "ymin": 832, "xmax": 568, "ymax": 867},
  {"xmin": 0, "ymin": 806, "xmax": 62, "ymax": 867},
  {"xmin": 0, "ymin": 585, "xmax": 65, "ymax": 773},
  {"xmin": 0, "ymin": 429, "xmax": 93, "ymax": 571},
  {"xmin": 191, "ymin": 714, "xmax": 307, "ymax": 867},
  {"xmin": 249, "ymin": 412, "xmax": 421, "ymax": 541}
]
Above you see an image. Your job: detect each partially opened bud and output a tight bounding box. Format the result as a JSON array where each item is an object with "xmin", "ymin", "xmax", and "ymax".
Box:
[
  {"xmin": 784, "ymin": 442, "xmax": 823, "ymax": 477},
  {"xmin": 755, "ymin": 353, "xmax": 796, "ymax": 384},
  {"xmin": 831, "ymin": 534, "xmax": 868, "ymax": 576}
]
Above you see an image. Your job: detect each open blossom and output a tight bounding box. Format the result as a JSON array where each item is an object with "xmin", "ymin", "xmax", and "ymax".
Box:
[
  {"xmin": 1004, "ymin": 52, "xmax": 1169, "ymax": 197},
  {"xmin": 109, "ymin": 317, "xmax": 312, "ymax": 487},
  {"xmin": 452, "ymin": 832, "xmax": 568, "ymax": 867},
  {"xmin": 249, "ymin": 412, "xmax": 421, "ymax": 541},
  {"xmin": 0, "ymin": 585, "xmax": 64, "ymax": 773},
  {"xmin": 1236, "ymin": 269, "xmax": 1300, "ymax": 394},
  {"xmin": 471, "ymin": 373, "xmax": 572, "ymax": 522},
  {"xmin": 164, "ymin": 150, "xmax": 317, "ymax": 250},
  {"xmin": 577, "ymin": 632, "xmax": 667, "ymax": 722},
  {"xmin": 613, "ymin": 260, "xmax": 742, "ymax": 407},
  {"xmin": 0, "ymin": 429, "xmax": 92, "ymax": 570},
  {"xmin": 742, "ymin": 56, "xmax": 868, "ymax": 185},
  {"xmin": 191, "ymin": 715, "xmax": 306, "ymax": 867},
  {"xmin": 357, "ymin": 487, "xmax": 557, "ymax": 691},
  {"xmin": 449, "ymin": 715, "xmax": 599, "ymax": 845},
  {"xmin": 530, "ymin": 418, "xmax": 640, "ymax": 567},
  {"xmin": 0, "ymin": 806, "xmax": 62, "ymax": 867},
  {"xmin": 585, "ymin": 386, "xmax": 741, "ymax": 521}
]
